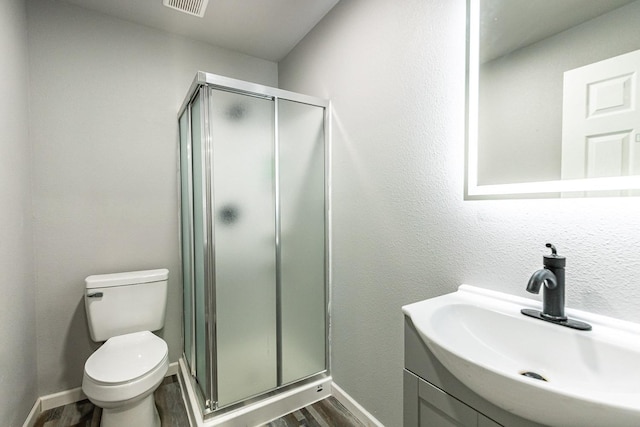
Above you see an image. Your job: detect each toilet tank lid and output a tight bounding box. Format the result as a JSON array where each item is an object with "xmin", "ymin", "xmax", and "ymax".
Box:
[{"xmin": 85, "ymin": 269, "xmax": 168, "ymax": 289}]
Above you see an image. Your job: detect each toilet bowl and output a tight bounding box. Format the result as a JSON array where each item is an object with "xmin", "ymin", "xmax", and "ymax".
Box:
[
  {"xmin": 82, "ymin": 331, "xmax": 169, "ymax": 427},
  {"xmin": 82, "ymin": 269, "xmax": 169, "ymax": 427}
]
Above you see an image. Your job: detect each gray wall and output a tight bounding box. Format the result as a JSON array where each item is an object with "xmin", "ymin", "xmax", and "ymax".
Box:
[
  {"xmin": 0, "ymin": 0, "xmax": 38, "ymax": 425},
  {"xmin": 27, "ymin": 0, "xmax": 278, "ymax": 395},
  {"xmin": 279, "ymin": 0, "xmax": 640, "ymax": 426},
  {"xmin": 478, "ymin": 0, "xmax": 640, "ymax": 185}
]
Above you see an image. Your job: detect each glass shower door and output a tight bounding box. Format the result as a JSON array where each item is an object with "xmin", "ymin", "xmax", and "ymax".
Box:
[
  {"xmin": 180, "ymin": 90, "xmax": 211, "ymax": 405},
  {"xmin": 179, "ymin": 109, "xmax": 193, "ymax": 370},
  {"xmin": 278, "ymin": 99, "xmax": 327, "ymax": 384},
  {"xmin": 210, "ymin": 89, "xmax": 278, "ymax": 407},
  {"xmin": 191, "ymin": 91, "xmax": 211, "ymax": 400}
]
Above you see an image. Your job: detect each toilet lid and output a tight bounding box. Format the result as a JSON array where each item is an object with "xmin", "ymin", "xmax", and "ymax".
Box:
[{"xmin": 85, "ymin": 331, "xmax": 168, "ymax": 384}]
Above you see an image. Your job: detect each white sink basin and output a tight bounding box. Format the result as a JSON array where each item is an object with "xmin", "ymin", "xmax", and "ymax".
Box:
[{"xmin": 402, "ymin": 285, "xmax": 640, "ymax": 427}]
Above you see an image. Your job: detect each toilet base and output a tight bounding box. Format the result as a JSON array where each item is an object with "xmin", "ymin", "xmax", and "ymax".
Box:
[{"xmin": 100, "ymin": 393, "xmax": 160, "ymax": 427}]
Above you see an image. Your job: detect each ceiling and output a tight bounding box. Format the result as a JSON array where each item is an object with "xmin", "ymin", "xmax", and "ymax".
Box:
[
  {"xmin": 480, "ymin": 0, "xmax": 637, "ymax": 62},
  {"xmin": 60, "ymin": 0, "xmax": 340, "ymax": 62}
]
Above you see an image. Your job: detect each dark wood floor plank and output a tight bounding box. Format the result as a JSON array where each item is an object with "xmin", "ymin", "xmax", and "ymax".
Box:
[
  {"xmin": 299, "ymin": 406, "xmax": 324, "ymax": 427},
  {"xmin": 89, "ymin": 407, "xmax": 101, "ymax": 427},
  {"xmin": 265, "ymin": 417, "xmax": 289, "ymax": 427},
  {"xmin": 314, "ymin": 397, "xmax": 365, "ymax": 426},
  {"xmin": 35, "ymin": 405, "xmax": 63, "ymax": 427},
  {"xmin": 155, "ymin": 376, "xmax": 190, "ymax": 427},
  {"xmin": 307, "ymin": 400, "xmax": 334, "ymax": 423},
  {"xmin": 261, "ymin": 397, "xmax": 364, "ymax": 427}
]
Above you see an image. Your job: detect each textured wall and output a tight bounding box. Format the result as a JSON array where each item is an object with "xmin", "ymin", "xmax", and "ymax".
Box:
[
  {"xmin": 0, "ymin": 0, "xmax": 38, "ymax": 425},
  {"xmin": 27, "ymin": 0, "xmax": 278, "ymax": 395},
  {"xmin": 279, "ymin": 1, "xmax": 640, "ymax": 425}
]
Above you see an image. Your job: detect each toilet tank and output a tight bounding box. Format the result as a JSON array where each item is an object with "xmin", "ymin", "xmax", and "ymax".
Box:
[{"xmin": 85, "ymin": 269, "xmax": 168, "ymax": 342}]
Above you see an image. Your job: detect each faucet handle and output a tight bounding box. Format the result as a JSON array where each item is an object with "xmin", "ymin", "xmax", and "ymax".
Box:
[
  {"xmin": 545, "ymin": 243, "xmax": 557, "ymax": 255},
  {"xmin": 543, "ymin": 243, "xmax": 565, "ymax": 267}
]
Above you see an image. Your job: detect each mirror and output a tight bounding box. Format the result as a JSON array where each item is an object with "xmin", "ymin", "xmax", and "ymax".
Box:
[{"xmin": 466, "ymin": 0, "xmax": 640, "ymax": 198}]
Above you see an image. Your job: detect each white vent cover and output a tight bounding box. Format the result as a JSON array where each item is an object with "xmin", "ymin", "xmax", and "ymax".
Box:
[{"xmin": 162, "ymin": 0, "xmax": 209, "ymax": 18}]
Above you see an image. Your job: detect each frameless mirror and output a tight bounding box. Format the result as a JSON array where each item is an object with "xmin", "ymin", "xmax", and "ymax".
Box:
[{"xmin": 466, "ymin": 0, "xmax": 640, "ymax": 198}]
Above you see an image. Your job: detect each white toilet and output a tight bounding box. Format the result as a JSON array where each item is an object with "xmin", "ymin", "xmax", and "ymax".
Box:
[{"xmin": 82, "ymin": 269, "xmax": 170, "ymax": 427}]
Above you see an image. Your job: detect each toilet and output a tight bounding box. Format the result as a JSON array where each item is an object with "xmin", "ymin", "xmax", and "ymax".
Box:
[{"xmin": 82, "ymin": 269, "xmax": 170, "ymax": 427}]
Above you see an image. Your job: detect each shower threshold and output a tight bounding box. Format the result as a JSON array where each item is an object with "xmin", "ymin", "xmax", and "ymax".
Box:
[{"xmin": 177, "ymin": 358, "xmax": 332, "ymax": 427}]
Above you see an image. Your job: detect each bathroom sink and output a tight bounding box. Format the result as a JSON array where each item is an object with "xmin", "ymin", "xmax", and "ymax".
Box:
[{"xmin": 402, "ymin": 285, "xmax": 640, "ymax": 427}]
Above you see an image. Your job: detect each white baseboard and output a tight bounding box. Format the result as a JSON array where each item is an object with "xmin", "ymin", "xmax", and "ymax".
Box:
[
  {"xmin": 167, "ymin": 361, "xmax": 179, "ymax": 376},
  {"xmin": 40, "ymin": 387, "xmax": 86, "ymax": 411},
  {"xmin": 331, "ymin": 382, "xmax": 385, "ymax": 427},
  {"xmin": 21, "ymin": 400, "xmax": 40, "ymax": 427},
  {"xmin": 22, "ymin": 361, "xmax": 180, "ymax": 427},
  {"xmin": 21, "ymin": 390, "xmax": 80, "ymax": 427}
]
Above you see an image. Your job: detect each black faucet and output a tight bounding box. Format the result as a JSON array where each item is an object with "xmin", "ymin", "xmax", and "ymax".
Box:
[
  {"xmin": 521, "ymin": 244, "xmax": 591, "ymax": 331},
  {"xmin": 527, "ymin": 243, "xmax": 566, "ymax": 320}
]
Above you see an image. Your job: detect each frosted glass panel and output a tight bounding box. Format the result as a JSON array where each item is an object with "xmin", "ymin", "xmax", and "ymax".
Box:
[
  {"xmin": 211, "ymin": 89, "xmax": 277, "ymax": 406},
  {"xmin": 190, "ymin": 93, "xmax": 209, "ymax": 395},
  {"xmin": 179, "ymin": 110, "xmax": 193, "ymax": 369},
  {"xmin": 278, "ymin": 100, "xmax": 326, "ymax": 384}
]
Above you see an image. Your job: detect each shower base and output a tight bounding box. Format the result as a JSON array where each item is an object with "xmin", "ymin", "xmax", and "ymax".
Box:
[{"xmin": 177, "ymin": 358, "xmax": 332, "ymax": 427}]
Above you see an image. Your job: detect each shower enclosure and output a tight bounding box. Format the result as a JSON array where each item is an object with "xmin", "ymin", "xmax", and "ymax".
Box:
[{"xmin": 178, "ymin": 72, "xmax": 330, "ymax": 416}]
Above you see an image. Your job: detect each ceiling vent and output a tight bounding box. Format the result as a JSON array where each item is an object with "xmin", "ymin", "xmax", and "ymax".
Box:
[{"xmin": 162, "ymin": 0, "xmax": 209, "ymax": 18}]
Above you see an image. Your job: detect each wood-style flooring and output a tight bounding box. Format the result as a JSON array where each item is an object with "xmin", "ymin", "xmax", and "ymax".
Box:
[
  {"xmin": 261, "ymin": 397, "xmax": 366, "ymax": 427},
  {"xmin": 34, "ymin": 375, "xmax": 189, "ymax": 427},
  {"xmin": 34, "ymin": 375, "xmax": 365, "ymax": 427}
]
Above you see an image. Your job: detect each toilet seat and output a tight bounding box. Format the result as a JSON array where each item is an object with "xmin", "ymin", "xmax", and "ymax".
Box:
[
  {"xmin": 82, "ymin": 331, "xmax": 169, "ymax": 407},
  {"xmin": 85, "ymin": 331, "xmax": 168, "ymax": 384}
]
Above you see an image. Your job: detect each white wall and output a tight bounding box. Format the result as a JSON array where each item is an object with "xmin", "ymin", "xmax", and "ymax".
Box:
[
  {"xmin": 279, "ymin": 1, "xmax": 640, "ymax": 425},
  {"xmin": 27, "ymin": 0, "xmax": 278, "ymax": 395},
  {"xmin": 0, "ymin": 0, "xmax": 38, "ymax": 425}
]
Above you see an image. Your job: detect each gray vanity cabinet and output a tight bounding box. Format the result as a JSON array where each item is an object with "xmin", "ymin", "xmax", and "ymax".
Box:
[
  {"xmin": 404, "ymin": 370, "xmax": 500, "ymax": 427},
  {"xmin": 403, "ymin": 317, "xmax": 543, "ymax": 427}
]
